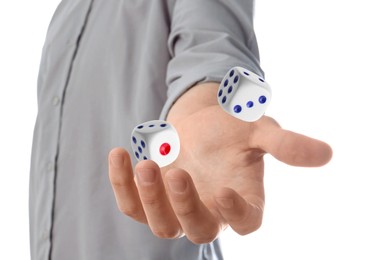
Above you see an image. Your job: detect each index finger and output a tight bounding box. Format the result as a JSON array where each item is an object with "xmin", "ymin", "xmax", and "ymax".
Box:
[{"xmin": 108, "ymin": 147, "xmax": 147, "ymax": 223}]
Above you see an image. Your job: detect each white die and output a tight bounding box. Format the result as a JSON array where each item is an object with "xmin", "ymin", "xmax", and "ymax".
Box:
[
  {"xmin": 131, "ymin": 120, "xmax": 180, "ymax": 167},
  {"xmin": 217, "ymin": 66, "xmax": 272, "ymax": 122}
]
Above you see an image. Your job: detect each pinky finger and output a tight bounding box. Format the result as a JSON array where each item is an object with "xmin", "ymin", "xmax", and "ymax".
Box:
[{"xmin": 214, "ymin": 188, "xmax": 264, "ymax": 235}]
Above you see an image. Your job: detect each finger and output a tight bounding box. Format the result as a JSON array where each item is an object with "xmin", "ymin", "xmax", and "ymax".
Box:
[
  {"xmin": 215, "ymin": 187, "xmax": 264, "ymax": 235},
  {"xmin": 108, "ymin": 147, "xmax": 147, "ymax": 223},
  {"xmin": 250, "ymin": 116, "xmax": 333, "ymax": 167},
  {"xmin": 135, "ymin": 160, "xmax": 182, "ymax": 239},
  {"xmin": 165, "ymin": 169, "xmax": 221, "ymax": 244}
]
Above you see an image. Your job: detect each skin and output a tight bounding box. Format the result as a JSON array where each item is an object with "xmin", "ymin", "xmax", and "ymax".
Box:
[{"xmin": 108, "ymin": 82, "xmax": 333, "ymax": 244}]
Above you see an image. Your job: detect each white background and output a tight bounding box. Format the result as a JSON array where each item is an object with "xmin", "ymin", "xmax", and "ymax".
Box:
[{"xmin": 1, "ymin": 1, "xmax": 389, "ymax": 259}]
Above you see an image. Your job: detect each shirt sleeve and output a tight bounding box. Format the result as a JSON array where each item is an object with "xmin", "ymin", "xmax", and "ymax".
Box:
[{"xmin": 160, "ymin": 0, "xmax": 264, "ymax": 119}]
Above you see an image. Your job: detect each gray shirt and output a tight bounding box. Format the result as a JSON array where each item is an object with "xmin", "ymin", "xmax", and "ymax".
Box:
[{"xmin": 30, "ymin": 0, "xmax": 263, "ymax": 259}]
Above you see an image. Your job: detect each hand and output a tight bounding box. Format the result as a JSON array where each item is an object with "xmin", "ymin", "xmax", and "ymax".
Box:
[{"xmin": 108, "ymin": 83, "xmax": 332, "ymax": 244}]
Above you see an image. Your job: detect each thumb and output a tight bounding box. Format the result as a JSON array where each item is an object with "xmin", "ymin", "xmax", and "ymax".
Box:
[{"xmin": 250, "ymin": 116, "xmax": 333, "ymax": 167}]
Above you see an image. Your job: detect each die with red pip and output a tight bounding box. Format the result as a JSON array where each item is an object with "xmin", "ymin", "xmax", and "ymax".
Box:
[{"xmin": 131, "ymin": 120, "xmax": 180, "ymax": 168}]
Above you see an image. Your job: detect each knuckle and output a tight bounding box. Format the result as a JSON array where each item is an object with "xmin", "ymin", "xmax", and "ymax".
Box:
[
  {"xmin": 118, "ymin": 205, "xmax": 141, "ymax": 218},
  {"xmin": 110, "ymin": 176, "xmax": 127, "ymax": 187},
  {"xmin": 118, "ymin": 205, "xmax": 135, "ymax": 215},
  {"xmin": 229, "ymin": 202, "xmax": 264, "ymax": 235},
  {"xmin": 188, "ymin": 224, "xmax": 220, "ymax": 244},
  {"xmin": 141, "ymin": 196, "xmax": 161, "ymax": 207},
  {"xmin": 189, "ymin": 231, "xmax": 219, "ymax": 245},
  {"xmin": 152, "ymin": 228, "xmax": 181, "ymax": 239},
  {"xmin": 228, "ymin": 211, "xmax": 245, "ymax": 222},
  {"xmin": 118, "ymin": 207, "xmax": 146, "ymax": 223},
  {"xmin": 254, "ymin": 216, "xmax": 263, "ymax": 230},
  {"xmin": 236, "ymin": 216, "xmax": 263, "ymax": 235},
  {"xmin": 174, "ymin": 204, "xmax": 197, "ymax": 217}
]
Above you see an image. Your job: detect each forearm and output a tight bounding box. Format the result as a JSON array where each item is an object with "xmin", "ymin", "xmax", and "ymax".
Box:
[{"xmin": 167, "ymin": 83, "xmax": 220, "ymax": 124}]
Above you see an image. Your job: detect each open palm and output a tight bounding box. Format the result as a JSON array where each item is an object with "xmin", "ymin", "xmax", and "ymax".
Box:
[{"xmin": 108, "ymin": 84, "xmax": 332, "ymax": 244}]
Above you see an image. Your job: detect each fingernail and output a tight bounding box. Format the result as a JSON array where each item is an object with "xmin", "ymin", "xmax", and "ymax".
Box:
[
  {"xmin": 110, "ymin": 154, "xmax": 124, "ymax": 168},
  {"xmin": 137, "ymin": 169, "xmax": 156, "ymax": 185},
  {"xmin": 216, "ymin": 198, "xmax": 234, "ymax": 209},
  {"xmin": 167, "ymin": 178, "xmax": 187, "ymax": 193}
]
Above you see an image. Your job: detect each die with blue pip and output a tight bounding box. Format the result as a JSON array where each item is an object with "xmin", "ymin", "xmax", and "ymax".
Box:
[{"xmin": 218, "ymin": 66, "xmax": 271, "ymax": 122}]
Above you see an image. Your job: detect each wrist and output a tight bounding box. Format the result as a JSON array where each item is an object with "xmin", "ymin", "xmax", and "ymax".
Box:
[{"xmin": 167, "ymin": 82, "xmax": 220, "ymax": 124}]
